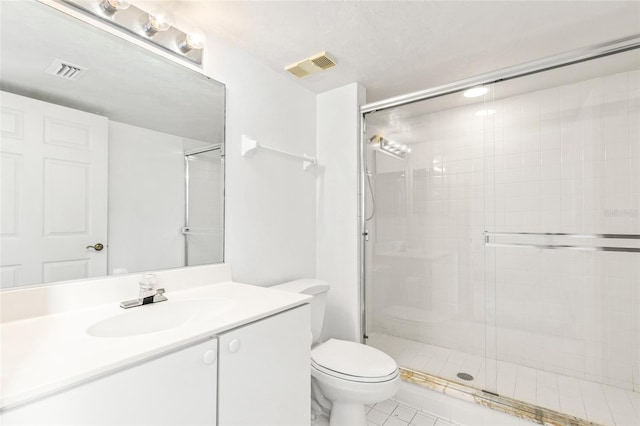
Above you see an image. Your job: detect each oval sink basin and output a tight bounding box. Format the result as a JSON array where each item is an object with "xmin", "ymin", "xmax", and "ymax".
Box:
[{"xmin": 87, "ymin": 298, "xmax": 234, "ymax": 338}]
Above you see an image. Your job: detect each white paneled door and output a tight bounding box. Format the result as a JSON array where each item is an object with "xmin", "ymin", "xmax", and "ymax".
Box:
[{"xmin": 0, "ymin": 91, "xmax": 108, "ymax": 287}]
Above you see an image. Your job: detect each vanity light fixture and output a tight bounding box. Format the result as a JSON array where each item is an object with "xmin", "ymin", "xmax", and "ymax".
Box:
[
  {"xmin": 99, "ymin": 0, "xmax": 130, "ymax": 16},
  {"xmin": 371, "ymin": 135, "xmax": 411, "ymax": 160},
  {"xmin": 463, "ymin": 86, "xmax": 489, "ymax": 98},
  {"xmin": 144, "ymin": 14, "xmax": 171, "ymax": 37},
  {"xmin": 61, "ymin": 0, "xmax": 204, "ymax": 65},
  {"xmin": 178, "ymin": 31, "xmax": 206, "ymax": 53}
]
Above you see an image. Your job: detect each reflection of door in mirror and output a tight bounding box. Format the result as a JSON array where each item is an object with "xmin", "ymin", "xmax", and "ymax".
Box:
[
  {"xmin": 1, "ymin": 91, "xmax": 108, "ymax": 287},
  {"xmin": 184, "ymin": 146, "xmax": 224, "ymax": 266}
]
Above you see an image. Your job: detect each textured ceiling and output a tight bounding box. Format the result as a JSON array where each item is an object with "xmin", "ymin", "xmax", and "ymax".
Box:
[
  {"xmin": 2, "ymin": 0, "xmax": 638, "ymax": 138},
  {"xmin": 156, "ymin": 0, "xmax": 640, "ymax": 103}
]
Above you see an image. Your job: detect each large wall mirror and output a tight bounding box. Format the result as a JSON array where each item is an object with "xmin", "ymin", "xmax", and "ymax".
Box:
[{"xmin": 0, "ymin": 0, "xmax": 225, "ymax": 289}]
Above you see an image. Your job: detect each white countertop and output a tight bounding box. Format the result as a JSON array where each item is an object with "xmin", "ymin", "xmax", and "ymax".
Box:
[{"xmin": 0, "ymin": 281, "xmax": 310, "ymax": 410}]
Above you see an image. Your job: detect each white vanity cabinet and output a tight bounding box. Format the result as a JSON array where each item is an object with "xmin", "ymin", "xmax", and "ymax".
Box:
[
  {"xmin": 2, "ymin": 337, "xmax": 219, "ymax": 425},
  {"xmin": 2, "ymin": 303, "xmax": 311, "ymax": 426},
  {"xmin": 218, "ymin": 305, "xmax": 311, "ymax": 426}
]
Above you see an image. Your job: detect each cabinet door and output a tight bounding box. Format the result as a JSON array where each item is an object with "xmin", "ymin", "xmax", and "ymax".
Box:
[
  {"xmin": 2, "ymin": 337, "xmax": 218, "ymax": 425},
  {"xmin": 218, "ymin": 305, "xmax": 310, "ymax": 426}
]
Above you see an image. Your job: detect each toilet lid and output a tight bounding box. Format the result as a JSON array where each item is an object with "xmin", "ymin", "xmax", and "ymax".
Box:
[{"xmin": 311, "ymin": 339, "xmax": 398, "ymax": 379}]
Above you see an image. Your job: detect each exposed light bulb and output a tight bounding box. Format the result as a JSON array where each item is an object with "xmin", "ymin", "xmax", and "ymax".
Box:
[
  {"xmin": 144, "ymin": 14, "xmax": 171, "ymax": 36},
  {"xmin": 178, "ymin": 30, "xmax": 205, "ymax": 52},
  {"xmin": 464, "ymin": 86, "xmax": 489, "ymax": 98},
  {"xmin": 60, "ymin": 0, "xmax": 205, "ymax": 64},
  {"xmin": 100, "ymin": 0, "xmax": 131, "ymax": 15}
]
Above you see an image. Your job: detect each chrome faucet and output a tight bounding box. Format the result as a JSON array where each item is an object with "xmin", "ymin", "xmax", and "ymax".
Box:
[{"xmin": 120, "ymin": 273, "xmax": 168, "ymax": 309}]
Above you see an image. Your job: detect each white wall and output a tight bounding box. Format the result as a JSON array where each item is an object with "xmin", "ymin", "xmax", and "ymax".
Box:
[
  {"xmin": 108, "ymin": 121, "xmax": 185, "ymax": 275},
  {"xmin": 316, "ymin": 83, "xmax": 367, "ymax": 342},
  {"xmin": 198, "ymin": 33, "xmax": 367, "ymax": 340},
  {"xmin": 126, "ymin": 10, "xmax": 362, "ymax": 334},
  {"xmin": 196, "ymin": 30, "xmax": 318, "ymax": 286}
]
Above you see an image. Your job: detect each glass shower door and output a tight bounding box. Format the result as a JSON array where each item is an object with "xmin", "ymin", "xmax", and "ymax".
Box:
[
  {"xmin": 485, "ymin": 49, "xmax": 640, "ymax": 420},
  {"xmin": 362, "ymin": 41, "xmax": 640, "ymax": 424},
  {"xmin": 363, "ymin": 85, "xmax": 500, "ymax": 394}
]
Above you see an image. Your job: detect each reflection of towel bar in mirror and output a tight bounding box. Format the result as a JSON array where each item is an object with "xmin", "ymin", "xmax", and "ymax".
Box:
[
  {"xmin": 483, "ymin": 231, "xmax": 640, "ymax": 253},
  {"xmin": 185, "ymin": 144, "xmax": 222, "ymax": 157},
  {"xmin": 241, "ymin": 135, "xmax": 316, "ymax": 170}
]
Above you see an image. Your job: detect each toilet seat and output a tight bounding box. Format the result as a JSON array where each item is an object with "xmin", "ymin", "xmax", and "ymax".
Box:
[
  {"xmin": 311, "ymin": 360, "xmax": 399, "ymax": 383},
  {"xmin": 311, "ymin": 339, "xmax": 399, "ymax": 383}
]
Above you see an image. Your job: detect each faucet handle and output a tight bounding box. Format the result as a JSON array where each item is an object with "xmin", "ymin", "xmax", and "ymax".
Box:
[
  {"xmin": 152, "ymin": 287, "xmax": 168, "ymax": 303},
  {"xmin": 139, "ymin": 273, "xmax": 157, "ymax": 291}
]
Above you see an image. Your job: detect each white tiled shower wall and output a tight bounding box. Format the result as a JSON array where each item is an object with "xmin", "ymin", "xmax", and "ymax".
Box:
[{"xmin": 369, "ymin": 68, "xmax": 640, "ymax": 392}]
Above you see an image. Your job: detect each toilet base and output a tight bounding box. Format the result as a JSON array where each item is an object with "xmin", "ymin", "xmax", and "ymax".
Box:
[{"xmin": 329, "ymin": 401, "xmax": 367, "ymax": 426}]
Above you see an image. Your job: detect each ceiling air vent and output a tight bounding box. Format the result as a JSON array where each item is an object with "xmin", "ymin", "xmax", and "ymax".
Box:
[
  {"xmin": 44, "ymin": 59, "xmax": 88, "ymax": 81},
  {"xmin": 285, "ymin": 52, "xmax": 337, "ymax": 79}
]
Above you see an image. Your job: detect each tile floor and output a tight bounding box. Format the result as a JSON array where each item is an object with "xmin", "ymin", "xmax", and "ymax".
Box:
[
  {"xmin": 368, "ymin": 332, "xmax": 640, "ymax": 426},
  {"xmin": 366, "ymin": 399, "xmax": 455, "ymax": 426},
  {"xmin": 365, "ymin": 393, "xmax": 539, "ymax": 426}
]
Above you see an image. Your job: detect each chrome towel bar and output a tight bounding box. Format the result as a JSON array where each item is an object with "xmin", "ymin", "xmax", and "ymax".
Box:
[
  {"xmin": 485, "ymin": 232, "xmax": 640, "ymax": 239},
  {"xmin": 483, "ymin": 231, "xmax": 640, "ymax": 253}
]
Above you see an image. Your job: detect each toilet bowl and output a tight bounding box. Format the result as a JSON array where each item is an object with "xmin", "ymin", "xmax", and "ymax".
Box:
[
  {"xmin": 272, "ymin": 279, "xmax": 400, "ymax": 426},
  {"xmin": 311, "ymin": 338, "xmax": 399, "ymax": 426}
]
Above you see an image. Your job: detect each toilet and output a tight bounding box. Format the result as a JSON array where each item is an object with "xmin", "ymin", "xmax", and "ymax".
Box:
[{"xmin": 272, "ymin": 279, "xmax": 399, "ymax": 426}]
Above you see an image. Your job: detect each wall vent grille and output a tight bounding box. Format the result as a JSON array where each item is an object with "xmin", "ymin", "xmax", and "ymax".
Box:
[
  {"xmin": 311, "ymin": 53, "xmax": 336, "ymax": 70},
  {"xmin": 44, "ymin": 59, "xmax": 87, "ymax": 81},
  {"xmin": 286, "ymin": 65, "xmax": 311, "ymax": 79}
]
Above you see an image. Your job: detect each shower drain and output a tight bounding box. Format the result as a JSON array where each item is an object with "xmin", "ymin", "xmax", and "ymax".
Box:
[{"xmin": 456, "ymin": 372, "xmax": 474, "ymax": 381}]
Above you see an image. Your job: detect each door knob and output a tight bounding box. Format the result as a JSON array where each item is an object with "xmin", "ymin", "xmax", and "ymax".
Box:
[{"xmin": 86, "ymin": 243, "xmax": 104, "ymax": 251}]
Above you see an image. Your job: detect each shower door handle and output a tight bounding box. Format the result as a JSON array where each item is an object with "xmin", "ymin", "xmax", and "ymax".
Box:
[{"xmin": 363, "ymin": 230, "xmax": 369, "ymax": 242}]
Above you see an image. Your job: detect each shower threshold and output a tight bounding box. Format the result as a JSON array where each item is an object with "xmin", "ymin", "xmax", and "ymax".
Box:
[{"xmin": 401, "ymin": 368, "xmax": 600, "ymax": 426}]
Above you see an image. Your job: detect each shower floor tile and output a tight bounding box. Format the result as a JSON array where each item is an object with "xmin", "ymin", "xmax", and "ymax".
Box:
[{"xmin": 368, "ymin": 332, "xmax": 640, "ymax": 426}]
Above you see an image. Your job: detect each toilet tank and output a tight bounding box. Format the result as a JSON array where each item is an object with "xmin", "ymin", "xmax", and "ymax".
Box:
[{"xmin": 271, "ymin": 279, "xmax": 329, "ymax": 345}]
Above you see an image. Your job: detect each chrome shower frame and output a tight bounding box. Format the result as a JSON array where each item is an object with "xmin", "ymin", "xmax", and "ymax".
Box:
[
  {"xmin": 357, "ymin": 33, "xmax": 640, "ymax": 342},
  {"xmin": 184, "ymin": 143, "xmax": 223, "ymax": 265}
]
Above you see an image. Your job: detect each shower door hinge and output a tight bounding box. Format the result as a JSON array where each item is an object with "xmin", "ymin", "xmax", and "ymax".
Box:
[{"xmin": 363, "ymin": 230, "xmax": 369, "ymax": 241}]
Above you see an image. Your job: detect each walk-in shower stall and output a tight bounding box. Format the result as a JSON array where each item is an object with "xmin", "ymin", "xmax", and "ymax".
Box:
[{"xmin": 361, "ymin": 37, "xmax": 640, "ymax": 424}]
